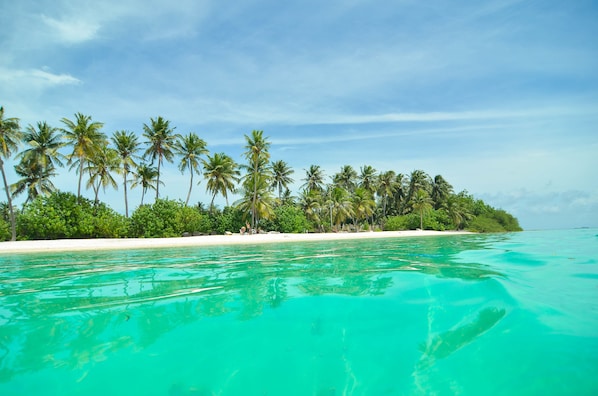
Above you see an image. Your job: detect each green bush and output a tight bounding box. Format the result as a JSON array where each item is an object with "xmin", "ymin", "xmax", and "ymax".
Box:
[
  {"xmin": 467, "ymin": 215, "xmax": 506, "ymax": 233},
  {"xmin": 129, "ymin": 199, "xmax": 213, "ymax": 238},
  {"xmin": 17, "ymin": 192, "xmax": 127, "ymax": 239},
  {"xmin": 210, "ymin": 207, "xmax": 246, "ymax": 235},
  {"xmin": 0, "ymin": 218, "xmax": 11, "ymax": 241},
  {"xmin": 272, "ymin": 205, "xmax": 310, "ymax": 233}
]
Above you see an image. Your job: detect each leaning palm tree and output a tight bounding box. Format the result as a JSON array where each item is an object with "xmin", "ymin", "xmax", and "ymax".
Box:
[
  {"xmin": 131, "ymin": 163, "xmax": 160, "ymax": 205},
  {"xmin": 302, "ymin": 165, "xmax": 325, "ymax": 194},
  {"xmin": 142, "ymin": 116, "xmax": 177, "ymax": 200},
  {"xmin": 86, "ymin": 144, "xmax": 120, "ymax": 204},
  {"xmin": 410, "ymin": 189, "xmax": 433, "ymax": 230},
  {"xmin": 111, "ymin": 130, "xmax": 140, "ymax": 217},
  {"xmin": 0, "ymin": 107, "xmax": 22, "ymax": 240},
  {"xmin": 61, "ymin": 113, "xmax": 105, "ymax": 199},
  {"xmin": 175, "ymin": 132, "xmax": 208, "ymax": 206},
  {"xmin": 202, "ymin": 152, "xmax": 240, "ymax": 208},
  {"xmin": 243, "ymin": 130, "xmax": 271, "ymax": 229},
  {"xmin": 270, "ymin": 160, "xmax": 294, "ymax": 202}
]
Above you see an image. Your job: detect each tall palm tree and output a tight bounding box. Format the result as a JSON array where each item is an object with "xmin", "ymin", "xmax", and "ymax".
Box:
[
  {"xmin": 377, "ymin": 170, "xmax": 396, "ymax": 218},
  {"xmin": 410, "ymin": 189, "xmax": 433, "ymax": 230},
  {"xmin": 111, "ymin": 130, "xmax": 140, "ymax": 217},
  {"xmin": 333, "ymin": 165, "xmax": 358, "ymax": 192},
  {"xmin": 175, "ymin": 132, "xmax": 208, "ymax": 206},
  {"xmin": 0, "ymin": 107, "xmax": 22, "ymax": 240},
  {"xmin": 302, "ymin": 165, "xmax": 325, "ymax": 194},
  {"xmin": 243, "ymin": 130, "xmax": 271, "ymax": 229},
  {"xmin": 358, "ymin": 165, "xmax": 377, "ymax": 195},
  {"xmin": 61, "ymin": 113, "xmax": 105, "ymax": 199},
  {"xmin": 431, "ymin": 174, "xmax": 453, "ymax": 210},
  {"xmin": 142, "ymin": 116, "xmax": 176, "ymax": 200},
  {"xmin": 131, "ymin": 163, "xmax": 160, "ymax": 205},
  {"xmin": 270, "ymin": 160, "xmax": 294, "ymax": 201},
  {"xmin": 86, "ymin": 144, "xmax": 120, "ymax": 204},
  {"xmin": 202, "ymin": 152, "xmax": 240, "ymax": 208}
]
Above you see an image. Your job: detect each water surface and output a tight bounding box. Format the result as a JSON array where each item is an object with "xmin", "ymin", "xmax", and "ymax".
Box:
[{"xmin": 1, "ymin": 229, "xmax": 597, "ymax": 395}]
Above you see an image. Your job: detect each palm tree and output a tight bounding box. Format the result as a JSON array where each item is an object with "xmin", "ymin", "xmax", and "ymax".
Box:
[
  {"xmin": 202, "ymin": 152, "xmax": 240, "ymax": 208},
  {"xmin": 407, "ymin": 169, "xmax": 432, "ymax": 208},
  {"xmin": 236, "ymin": 173, "xmax": 274, "ymax": 230},
  {"xmin": 131, "ymin": 163, "xmax": 160, "ymax": 205},
  {"xmin": 86, "ymin": 144, "xmax": 120, "ymax": 204},
  {"xmin": 410, "ymin": 189, "xmax": 433, "ymax": 230},
  {"xmin": 14, "ymin": 122, "xmax": 65, "ymax": 206},
  {"xmin": 377, "ymin": 170, "xmax": 396, "ymax": 218},
  {"xmin": 142, "ymin": 116, "xmax": 176, "ymax": 200},
  {"xmin": 329, "ymin": 186, "xmax": 354, "ymax": 231},
  {"xmin": 446, "ymin": 194, "xmax": 473, "ymax": 230},
  {"xmin": 175, "ymin": 133, "xmax": 208, "ymax": 206},
  {"xmin": 18, "ymin": 122, "xmax": 65, "ymax": 170},
  {"xmin": 431, "ymin": 174, "xmax": 453, "ymax": 210},
  {"xmin": 12, "ymin": 158, "xmax": 58, "ymax": 204},
  {"xmin": 0, "ymin": 107, "xmax": 22, "ymax": 240},
  {"xmin": 111, "ymin": 130, "xmax": 140, "ymax": 217},
  {"xmin": 270, "ymin": 160, "xmax": 294, "ymax": 202},
  {"xmin": 352, "ymin": 187, "xmax": 375, "ymax": 229},
  {"xmin": 61, "ymin": 113, "xmax": 105, "ymax": 199},
  {"xmin": 358, "ymin": 165, "xmax": 378, "ymax": 195},
  {"xmin": 333, "ymin": 165, "xmax": 358, "ymax": 192},
  {"xmin": 299, "ymin": 189, "xmax": 322, "ymax": 231},
  {"xmin": 243, "ymin": 130, "xmax": 271, "ymax": 229},
  {"xmin": 302, "ymin": 165, "xmax": 325, "ymax": 194}
]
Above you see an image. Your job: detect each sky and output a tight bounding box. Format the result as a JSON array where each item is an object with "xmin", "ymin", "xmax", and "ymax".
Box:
[{"xmin": 1, "ymin": 0, "xmax": 597, "ymax": 230}]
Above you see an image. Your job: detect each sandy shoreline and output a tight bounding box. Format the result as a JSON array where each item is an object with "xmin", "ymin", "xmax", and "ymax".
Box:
[{"xmin": 0, "ymin": 230, "xmax": 471, "ymax": 254}]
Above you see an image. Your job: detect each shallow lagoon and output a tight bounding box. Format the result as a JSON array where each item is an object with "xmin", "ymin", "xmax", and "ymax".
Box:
[{"xmin": 1, "ymin": 229, "xmax": 597, "ymax": 395}]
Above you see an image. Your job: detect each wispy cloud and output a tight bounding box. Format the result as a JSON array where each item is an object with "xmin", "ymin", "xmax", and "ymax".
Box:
[
  {"xmin": 0, "ymin": 67, "xmax": 80, "ymax": 87},
  {"xmin": 41, "ymin": 14, "xmax": 100, "ymax": 44}
]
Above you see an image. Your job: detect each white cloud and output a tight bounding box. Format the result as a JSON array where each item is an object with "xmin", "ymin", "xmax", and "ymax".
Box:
[
  {"xmin": 41, "ymin": 14, "xmax": 100, "ymax": 44},
  {"xmin": 0, "ymin": 67, "xmax": 80, "ymax": 87}
]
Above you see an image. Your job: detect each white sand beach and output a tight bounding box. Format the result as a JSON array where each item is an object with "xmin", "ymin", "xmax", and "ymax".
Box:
[{"xmin": 0, "ymin": 230, "xmax": 471, "ymax": 254}]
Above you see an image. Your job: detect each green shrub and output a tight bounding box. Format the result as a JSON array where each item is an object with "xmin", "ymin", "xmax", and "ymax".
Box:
[
  {"xmin": 17, "ymin": 192, "xmax": 127, "ymax": 239},
  {"xmin": 467, "ymin": 215, "xmax": 506, "ymax": 233},
  {"xmin": 272, "ymin": 205, "xmax": 310, "ymax": 233},
  {"xmin": 210, "ymin": 207, "xmax": 246, "ymax": 235},
  {"xmin": 129, "ymin": 199, "xmax": 214, "ymax": 238}
]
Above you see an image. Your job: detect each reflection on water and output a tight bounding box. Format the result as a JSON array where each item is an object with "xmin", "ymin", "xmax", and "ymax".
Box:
[{"xmin": 1, "ymin": 231, "xmax": 597, "ymax": 395}]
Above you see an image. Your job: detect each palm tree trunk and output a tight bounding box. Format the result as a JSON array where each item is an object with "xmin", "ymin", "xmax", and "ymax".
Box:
[
  {"xmin": 77, "ymin": 159, "xmax": 84, "ymax": 199},
  {"xmin": 420, "ymin": 209, "xmax": 423, "ymax": 230},
  {"xmin": 141, "ymin": 188, "xmax": 146, "ymax": 206},
  {"xmin": 0, "ymin": 161, "xmax": 16, "ymax": 241},
  {"xmin": 156, "ymin": 157, "xmax": 161, "ymax": 200},
  {"xmin": 123, "ymin": 172, "xmax": 129, "ymax": 217},
  {"xmin": 185, "ymin": 170, "xmax": 193, "ymax": 206}
]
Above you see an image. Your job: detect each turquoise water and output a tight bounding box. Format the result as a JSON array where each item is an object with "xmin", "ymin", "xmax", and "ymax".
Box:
[{"xmin": 0, "ymin": 229, "xmax": 597, "ymax": 395}]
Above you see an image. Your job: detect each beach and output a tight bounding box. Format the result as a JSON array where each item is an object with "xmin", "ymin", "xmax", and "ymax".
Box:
[{"xmin": 0, "ymin": 230, "xmax": 471, "ymax": 254}]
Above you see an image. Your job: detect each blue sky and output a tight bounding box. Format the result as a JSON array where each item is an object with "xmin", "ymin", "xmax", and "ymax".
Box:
[{"xmin": 1, "ymin": 0, "xmax": 597, "ymax": 230}]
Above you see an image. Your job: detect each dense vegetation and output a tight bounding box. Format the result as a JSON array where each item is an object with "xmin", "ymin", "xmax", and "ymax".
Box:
[{"xmin": 0, "ymin": 107, "xmax": 521, "ymax": 241}]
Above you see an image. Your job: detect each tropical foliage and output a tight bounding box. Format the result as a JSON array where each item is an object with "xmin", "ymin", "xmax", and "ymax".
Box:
[{"xmin": 0, "ymin": 107, "xmax": 522, "ymax": 241}]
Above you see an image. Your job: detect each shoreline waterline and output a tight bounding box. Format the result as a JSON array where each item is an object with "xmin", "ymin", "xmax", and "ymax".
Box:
[{"xmin": 0, "ymin": 230, "xmax": 472, "ymax": 254}]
